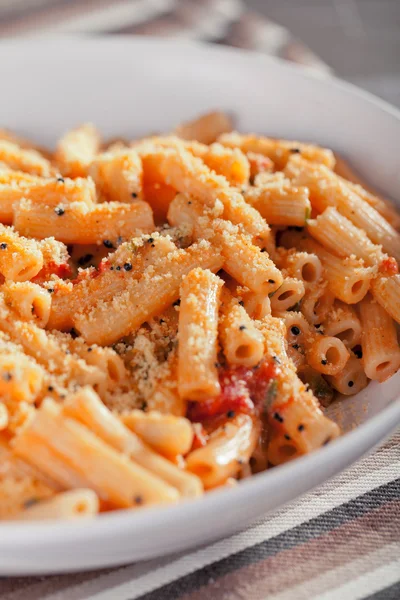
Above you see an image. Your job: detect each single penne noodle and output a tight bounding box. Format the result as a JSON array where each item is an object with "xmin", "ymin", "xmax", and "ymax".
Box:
[
  {"xmin": 14, "ymin": 198, "xmax": 154, "ymax": 245},
  {"xmin": 244, "ymin": 182, "xmax": 311, "ymax": 227},
  {"xmin": 322, "ymin": 301, "xmax": 361, "ymax": 348},
  {"xmin": 325, "ymin": 354, "xmax": 368, "ymax": 396},
  {"xmin": 0, "ymin": 224, "xmax": 43, "ymax": 281},
  {"xmin": 277, "ymin": 250, "xmax": 322, "ymax": 288},
  {"xmin": 122, "ymin": 410, "xmax": 194, "ymax": 458},
  {"xmin": 306, "ymin": 334, "xmax": 350, "ymax": 376},
  {"xmin": 202, "ymin": 143, "xmax": 250, "ymax": 187},
  {"xmin": 307, "ymin": 207, "xmax": 386, "ymax": 266},
  {"xmin": 63, "ymin": 388, "xmax": 202, "ymax": 498},
  {"xmin": 12, "ymin": 489, "xmax": 99, "ymax": 520},
  {"xmin": 0, "ymin": 140, "xmax": 53, "ymax": 177},
  {"xmin": 240, "ymin": 289, "xmax": 271, "ymax": 320},
  {"xmin": 89, "ymin": 148, "xmax": 143, "ymax": 202},
  {"xmin": 174, "ymin": 110, "xmax": 233, "ymax": 144},
  {"xmin": 247, "ymin": 152, "xmax": 274, "ymax": 181},
  {"xmin": 370, "ymin": 274, "xmax": 400, "ymax": 325},
  {"xmin": 0, "ymin": 346, "xmax": 44, "ymax": 404},
  {"xmin": 48, "ymin": 233, "xmax": 176, "ymax": 330},
  {"xmin": 167, "ymin": 194, "xmax": 282, "ymax": 294},
  {"xmin": 73, "ymin": 241, "xmax": 224, "ymax": 345},
  {"xmin": 296, "ymin": 237, "xmax": 372, "ymax": 304},
  {"xmin": 218, "ymin": 132, "xmax": 335, "ymax": 170},
  {"xmin": 51, "ymin": 331, "xmax": 128, "ymax": 391},
  {"xmin": 301, "ymin": 283, "xmax": 335, "ymax": 325},
  {"xmin": 219, "ymin": 288, "xmax": 264, "ymax": 367},
  {"xmin": 359, "ymin": 295, "xmax": 400, "ymax": 382},
  {"xmin": 55, "ymin": 123, "xmax": 101, "ymax": 178},
  {"xmin": 186, "ymin": 414, "xmax": 258, "ymax": 489},
  {"xmin": 3, "ymin": 281, "xmax": 51, "ymax": 327},
  {"xmin": 334, "ymin": 153, "xmax": 400, "ymax": 229},
  {"xmin": 13, "ymin": 398, "xmax": 179, "ymax": 508},
  {"xmin": 270, "ymin": 277, "xmax": 305, "ymax": 314},
  {"xmin": 178, "ymin": 268, "xmax": 223, "ymax": 400}
]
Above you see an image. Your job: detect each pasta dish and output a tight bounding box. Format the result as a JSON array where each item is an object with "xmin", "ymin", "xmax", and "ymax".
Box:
[{"xmin": 0, "ymin": 111, "xmax": 399, "ymax": 520}]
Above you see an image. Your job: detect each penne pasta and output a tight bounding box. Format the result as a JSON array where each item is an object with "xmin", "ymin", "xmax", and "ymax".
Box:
[
  {"xmin": 12, "ymin": 489, "xmax": 99, "ymax": 520},
  {"xmin": 0, "ymin": 224, "xmax": 43, "ymax": 281},
  {"xmin": 219, "ymin": 288, "xmax": 264, "ymax": 368},
  {"xmin": 244, "ymin": 181, "xmax": 311, "ymax": 227},
  {"xmin": 14, "ymin": 198, "xmax": 154, "ymax": 245},
  {"xmin": 174, "ymin": 110, "xmax": 233, "ymax": 144},
  {"xmin": 3, "ymin": 281, "xmax": 51, "ymax": 327},
  {"xmin": 325, "ymin": 354, "xmax": 368, "ymax": 396},
  {"xmin": 178, "ymin": 268, "xmax": 223, "ymax": 400},
  {"xmin": 0, "ymin": 140, "xmax": 53, "ymax": 177},
  {"xmin": 359, "ymin": 295, "xmax": 400, "ymax": 382},
  {"xmin": 370, "ymin": 274, "xmax": 400, "ymax": 325},
  {"xmin": 54, "ymin": 123, "xmax": 101, "ymax": 178},
  {"xmin": 322, "ymin": 302, "xmax": 362, "ymax": 349},
  {"xmin": 89, "ymin": 148, "xmax": 143, "ymax": 202}
]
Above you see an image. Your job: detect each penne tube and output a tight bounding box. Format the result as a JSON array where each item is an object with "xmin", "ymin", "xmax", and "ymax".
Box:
[
  {"xmin": 0, "ymin": 345, "xmax": 44, "ymax": 404},
  {"xmin": 89, "ymin": 148, "xmax": 143, "ymax": 202},
  {"xmin": 12, "ymin": 399, "xmax": 179, "ymax": 508},
  {"xmin": 148, "ymin": 145, "xmax": 270, "ymax": 244},
  {"xmin": 218, "ymin": 132, "xmax": 335, "ymax": 170},
  {"xmin": 12, "ymin": 489, "xmax": 99, "ymax": 520},
  {"xmin": 240, "ymin": 288, "xmax": 271, "ymax": 320},
  {"xmin": 0, "ymin": 224, "xmax": 43, "ymax": 281},
  {"xmin": 0, "ymin": 176, "xmax": 96, "ymax": 224},
  {"xmin": 186, "ymin": 414, "xmax": 258, "ymax": 489},
  {"xmin": 244, "ymin": 182, "xmax": 311, "ymax": 227},
  {"xmin": 63, "ymin": 389, "xmax": 202, "ymax": 498},
  {"xmin": 247, "ymin": 152, "xmax": 274, "ymax": 181},
  {"xmin": 370, "ymin": 274, "xmax": 400, "ymax": 324},
  {"xmin": 334, "ymin": 153, "xmax": 400, "ymax": 229},
  {"xmin": 3, "ymin": 281, "xmax": 51, "ymax": 327},
  {"xmin": 296, "ymin": 237, "xmax": 373, "ymax": 304},
  {"xmin": 49, "ymin": 233, "xmax": 176, "ymax": 331},
  {"xmin": 167, "ymin": 194, "xmax": 282, "ymax": 294},
  {"xmin": 322, "ymin": 302, "xmax": 362, "ymax": 348},
  {"xmin": 122, "ymin": 410, "xmax": 194, "ymax": 458},
  {"xmin": 359, "ymin": 295, "xmax": 400, "ymax": 382},
  {"xmin": 277, "ymin": 250, "xmax": 322, "ymax": 289},
  {"xmin": 301, "ymin": 283, "xmax": 335, "ymax": 325},
  {"xmin": 219, "ymin": 288, "xmax": 264, "ymax": 367},
  {"xmin": 0, "ymin": 140, "xmax": 53, "ymax": 177},
  {"xmin": 270, "ymin": 278, "xmax": 305, "ymax": 314},
  {"xmin": 306, "ymin": 334, "xmax": 350, "ymax": 376},
  {"xmin": 307, "ymin": 207, "xmax": 386, "ymax": 267},
  {"xmin": 202, "ymin": 143, "xmax": 250, "ymax": 187},
  {"xmin": 14, "ymin": 198, "xmax": 154, "ymax": 245},
  {"xmin": 174, "ymin": 110, "xmax": 233, "ymax": 144},
  {"xmin": 178, "ymin": 268, "xmax": 223, "ymax": 400},
  {"xmin": 325, "ymin": 354, "xmax": 368, "ymax": 396},
  {"xmin": 55, "ymin": 123, "xmax": 101, "ymax": 178},
  {"xmin": 73, "ymin": 241, "xmax": 224, "ymax": 345}
]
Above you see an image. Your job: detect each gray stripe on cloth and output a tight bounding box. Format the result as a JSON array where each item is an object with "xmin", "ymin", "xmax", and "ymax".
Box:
[
  {"xmin": 135, "ymin": 479, "xmax": 400, "ymax": 600},
  {"xmin": 364, "ymin": 580, "xmax": 400, "ymax": 600}
]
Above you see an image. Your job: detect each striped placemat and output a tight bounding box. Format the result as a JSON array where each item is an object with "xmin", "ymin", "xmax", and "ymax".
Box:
[{"xmin": 0, "ymin": 1, "xmax": 398, "ymax": 598}]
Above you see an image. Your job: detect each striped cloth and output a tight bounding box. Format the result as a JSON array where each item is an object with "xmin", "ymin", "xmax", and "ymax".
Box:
[{"xmin": 0, "ymin": 1, "xmax": 399, "ymax": 598}]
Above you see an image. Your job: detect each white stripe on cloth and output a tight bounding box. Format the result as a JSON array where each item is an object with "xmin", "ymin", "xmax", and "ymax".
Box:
[
  {"xmin": 317, "ymin": 556, "xmax": 400, "ymax": 600},
  {"xmin": 268, "ymin": 543, "xmax": 400, "ymax": 600},
  {"xmin": 10, "ymin": 442, "xmax": 398, "ymax": 600},
  {"xmin": 14, "ymin": 0, "xmax": 176, "ymax": 35}
]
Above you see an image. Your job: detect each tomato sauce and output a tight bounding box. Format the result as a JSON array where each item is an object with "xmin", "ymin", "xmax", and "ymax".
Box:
[
  {"xmin": 379, "ymin": 257, "xmax": 398, "ymax": 275},
  {"xmin": 187, "ymin": 359, "xmax": 280, "ymax": 425}
]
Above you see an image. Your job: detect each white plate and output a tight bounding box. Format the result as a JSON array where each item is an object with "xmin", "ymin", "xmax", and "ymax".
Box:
[{"xmin": 0, "ymin": 37, "xmax": 399, "ymax": 576}]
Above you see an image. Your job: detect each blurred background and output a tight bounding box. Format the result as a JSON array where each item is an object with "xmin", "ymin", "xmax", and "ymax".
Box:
[{"xmin": 0, "ymin": 0, "xmax": 399, "ymax": 107}]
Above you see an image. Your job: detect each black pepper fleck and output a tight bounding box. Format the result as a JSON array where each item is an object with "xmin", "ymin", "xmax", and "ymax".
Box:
[
  {"xmin": 47, "ymin": 385, "xmax": 54, "ymax": 392},
  {"xmin": 273, "ymin": 412, "xmax": 284, "ymax": 423},
  {"xmin": 298, "ymin": 424, "xmax": 305, "ymax": 432},
  {"xmin": 227, "ymin": 410, "xmax": 235, "ymax": 418},
  {"xmin": 147, "ymin": 237, "xmax": 154, "ymax": 244},
  {"xmin": 2, "ymin": 372, "xmax": 12, "ymax": 382},
  {"xmin": 290, "ymin": 148, "xmax": 301, "ymax": 153},
  {"xmin": 124, "ymin": 262, "xmax": 132, "ymax": 271},
  {"xmin": 103, "ymin": 240, "xmax": 114, "ymax": 249},
  {"xmin": 348, "ymin": 380, "xmax": 354, "ymax": 387},
  {"xmin": 57, "ymin": 176, "xmax": 65, "ymax": 183},
  {"xmin": 321, "ymin": 359, "xmax": 328, "ymax": 365},
  {"xmin": 131, "ymin": 192, "xmax": 138, "ymax": 198},
  {"xmin": 239, "ymin": 325, "xmax": 246, "ymax": 331},
  {"xmin": 284, "ymin": 434, "xmax": 291, "ymax": 441},
  {"xmin": 54, "ymin": 206, "xmax": 65, "ymax": 216},
  {"xmin": 0, "ymin": 243, "xmax": 7, "ymax": 250},
  {"xmin": 291, "ymin": 326, "xmax": 300, "ymax": 336},
  {"xmin": 115, "ymin": 266, "xmax": 121, "ymax": 271},
  {"xmin": 268, "ymin": 279, "xmax": 275, "ymax": 284},
  {"xmin": 134, "ymin": 495, "xmax": 143, "ymax": 505}
]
